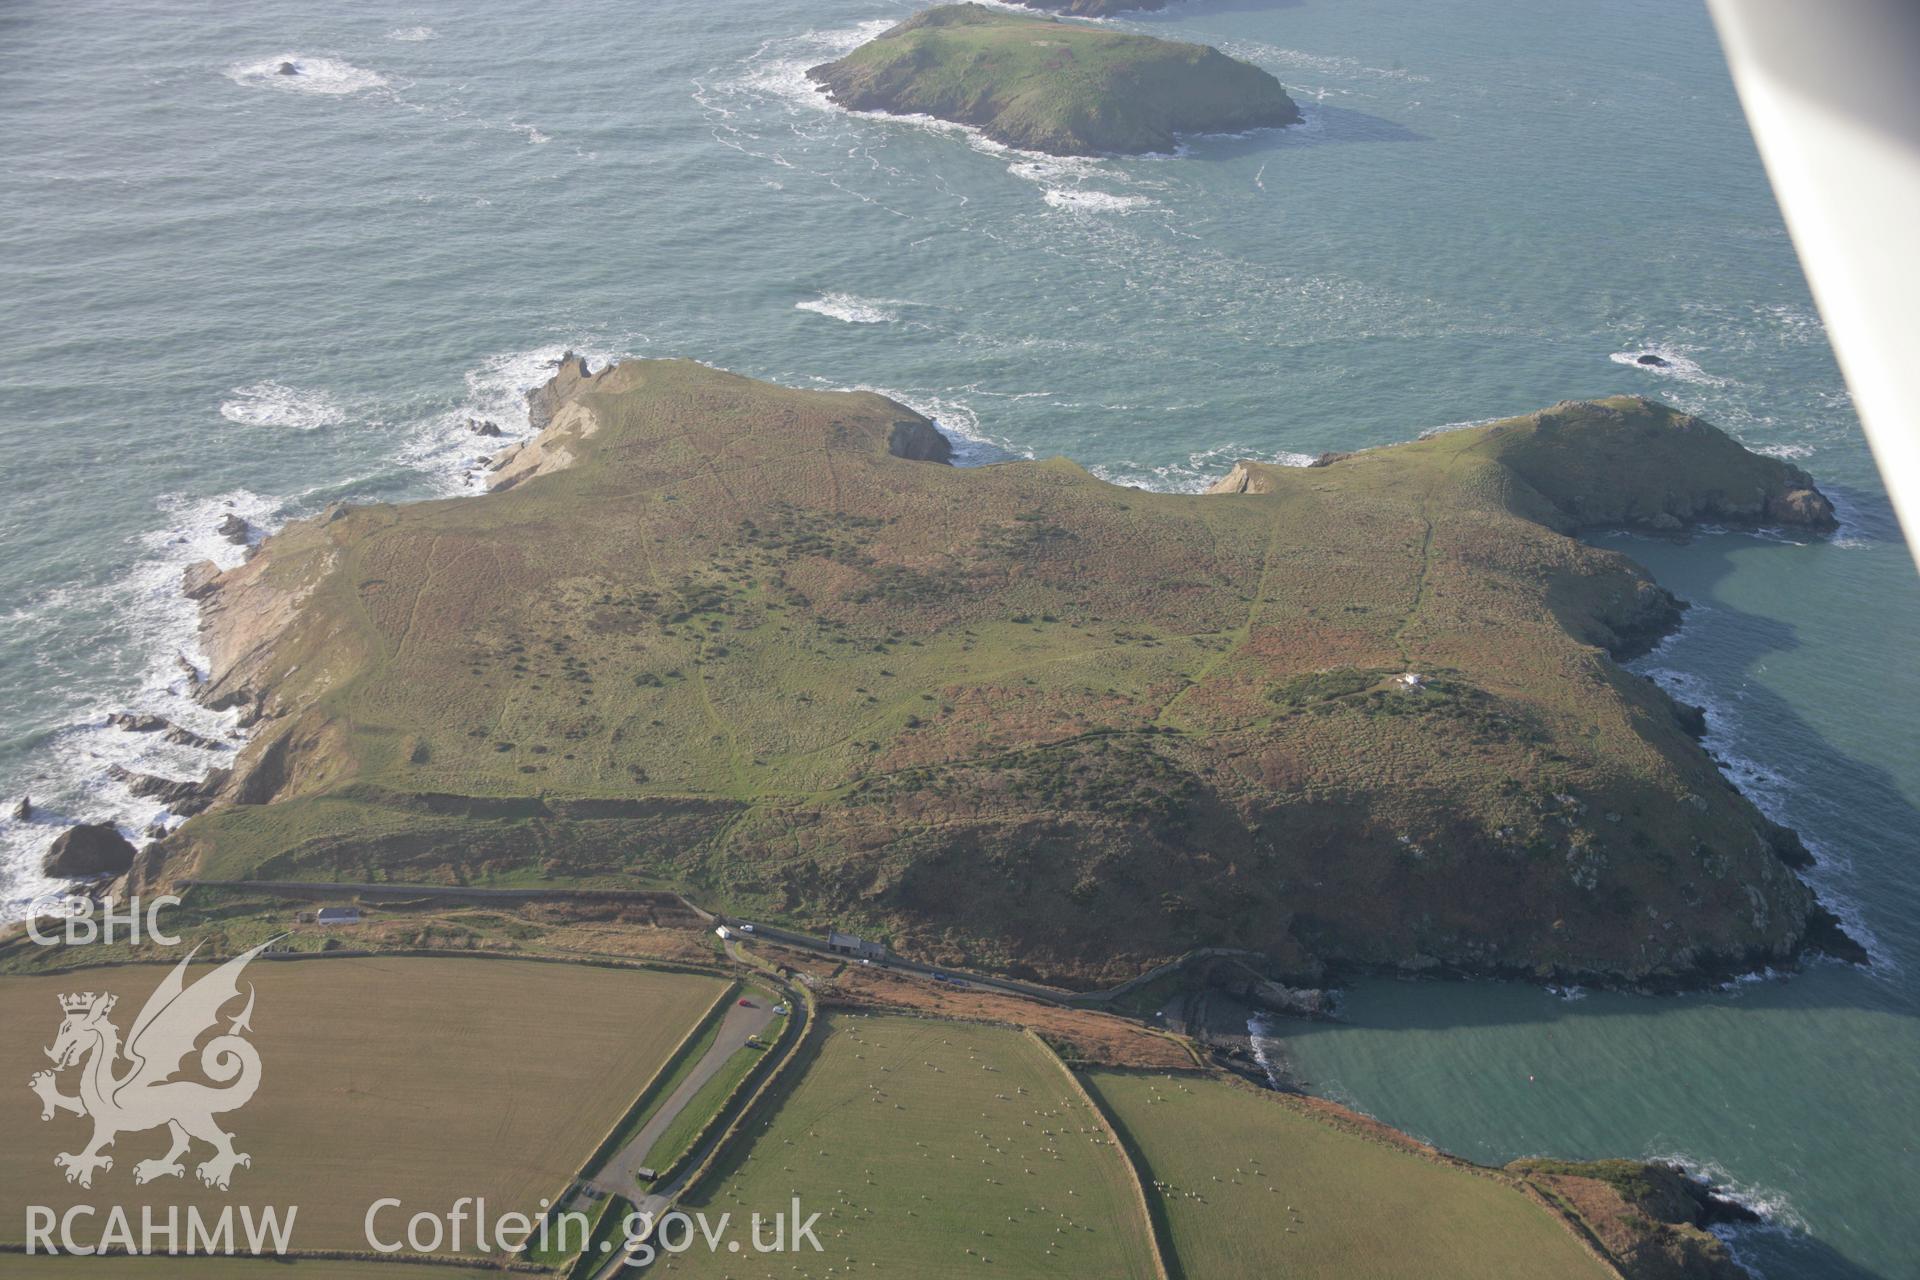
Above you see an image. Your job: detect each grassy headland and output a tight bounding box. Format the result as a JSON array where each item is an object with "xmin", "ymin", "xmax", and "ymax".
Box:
[
  {"xmin": 807, "ymin": 4, "xmax": 1301, "ymax": 156},
  {"xmin": 149, "ymin": 358, "xmax": 1845, "ymax": 990}
]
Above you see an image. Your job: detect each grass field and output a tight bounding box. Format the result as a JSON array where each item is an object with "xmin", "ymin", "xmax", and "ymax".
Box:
[
  {"xmin": 660, "ymin": 1014, "xmax": 1159, "ymax": 1278},
  {"xmin": 1085, "ymin": 1071, "xmax": 1611, "ymax": 1279},
  {"xmin": 0, "ymin": 956, "xmax": 723, "ymax": 1253}
]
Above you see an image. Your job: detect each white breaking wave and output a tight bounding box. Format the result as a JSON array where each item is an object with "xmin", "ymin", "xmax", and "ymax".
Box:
[
  {"xmin": 718, "ymin": 19, "xmax": 897, "ymax": 119},
  {"xmin": 3, "ymin": 340, "xmax": 641, "ymax": 918},
  {"xmin": 1641, "ymin": 1150, "xmax": 1807, "ymax": 1233},
  {"xmin": 796, "ymin": 293, "xmax": 902, "ymax": 324},
  {"xmin": 705, "ymin": 20, "xmax": 1161, "ymax": 212},
  {"xmin": 1755, "ymin": 442, "xmax": 1815, "ymax": 460},
  {"xmin": 1095, "ymin": 444, "xmax": 1317, "ymax": 494},
  {"xmin": 1246, "ymin": 1014, "xmax": 1290, "ymax": 1089},
  {"xmin": 1633, "ymin": 638, "xmax": 1893, "ymax": 973},
  {"xmin": 1042, "ymin": 189, "xmax": 1153, "ymax": 214},
  {"xmin": 386, "ymin": 26, "xmax": 436, "ymax": 42},
  {"xmin": 224, "ymin": 54, "xmax": 388, "ymax": 96},
  {"xmin": 4, "ymin": 338, "xmax": 650, "ymax": 919},
  {"xmin": 1212, "ymin": 38, "xmax": 1430, "ymax": 84},
  {"xmin": 218, "ymin": 381, "xmax": 344, "ymax": 430},
  {"xmin": 1609, "ymin": 346, "xmax": 1729, "ymax": 387},
  {"xmin": 0, "ymin": 488, "xmax": 279, "ymax": 920},
  {"xmin": 393, "ymin": 342, "xmax": 633, "ymax": 494},
  {"xmin": 1419, "ymin": 414, "xmax": 1502, "ymax": 439}
]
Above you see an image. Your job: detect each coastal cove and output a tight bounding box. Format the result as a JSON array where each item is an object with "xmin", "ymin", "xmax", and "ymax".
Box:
[{"xmin": 1, "ymin": 1, "xmax": 1915, "ymax": 1277}]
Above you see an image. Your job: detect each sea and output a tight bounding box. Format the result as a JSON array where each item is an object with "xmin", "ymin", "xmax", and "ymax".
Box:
[{"xmin": 0, "ymin": 1, "xmax": 1914, "ymax": 1274}]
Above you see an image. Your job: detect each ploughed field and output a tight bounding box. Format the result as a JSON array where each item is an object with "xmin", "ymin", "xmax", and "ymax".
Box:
[
  {"xmin": 1086, "ymin": 1069, "xmax": 1613, "ymax": 1279},
  {"xmin": 0, "ymin": 957, "xmax": 724, "ymax": 1252},
  {"xmin": 660, "ymin": 1013, "xmax": 1160, "ymax": 1279},
  {"xmin": 162, "ymin": 358, "xmax": 1842, "ymax": 988}
]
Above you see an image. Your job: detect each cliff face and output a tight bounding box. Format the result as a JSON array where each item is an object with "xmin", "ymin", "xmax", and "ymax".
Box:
[
  {"xmin": 155, "ymin": 360, "xmax": 1849, "ymax": 988},
  {"xmin": 1508, "ymin": 1160, "xmax": 1756, "ymax": 1280},
  {"xmin": 807, "ymin": 5, "xmax": 1301, "ymax": 157}
]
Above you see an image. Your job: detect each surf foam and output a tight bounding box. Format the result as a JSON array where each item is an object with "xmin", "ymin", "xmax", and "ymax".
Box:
[
  {"xmin": 1096, "ymin": 443, "xmax": 1316, "ymax": 494},
  {"xmin": 218, "ymin": 381, "xmax": 344, "ymax": 430},
  {"xmin": 224, "ymin": 55, "xmax": 388, "ymax": 96},
  {"xmin": 1633, "ymin": 631, "xmax": 1892, "ymax": 973},
  {"xmin": 1609, "ymin": 346, "xmax": 1728, "ymax": 387},
  {"xmin": 796, "ymin": 293, "xmax": 902, "ymax": 324},
  {"xmin": 0, "ymin": 487, "xmax": 279, "ymax": 920}
]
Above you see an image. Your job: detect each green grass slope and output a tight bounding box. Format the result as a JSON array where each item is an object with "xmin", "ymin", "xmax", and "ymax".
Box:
[
  {"xmin": 807, "ymin": 4, "xmax": 1301, "ymax": 156},
  {"xmin": 660, "ymin": 1014, "xmax": 1160, "ymax": 1278},
  {"xmin": 157, "ymin": 358, "xmax": 1845, "ymax": 988},
  {"xmin": 1086, "ymin": 1070, "xmax": 1614, "ymax": 1279}
]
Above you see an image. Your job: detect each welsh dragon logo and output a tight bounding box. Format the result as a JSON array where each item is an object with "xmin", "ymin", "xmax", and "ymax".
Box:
[{"xmin": 29, "ymin": 940, "xmax": 274, "ymax": 1190}]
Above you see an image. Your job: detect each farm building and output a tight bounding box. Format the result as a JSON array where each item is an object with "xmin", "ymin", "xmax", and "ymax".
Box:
[
  {"xmin": 826, "ymin": 929, "xmax": 885, "ymax": 960},
  {"xmin": 315, "ymin": 906, "xmax": 361, "ymax": 925}
]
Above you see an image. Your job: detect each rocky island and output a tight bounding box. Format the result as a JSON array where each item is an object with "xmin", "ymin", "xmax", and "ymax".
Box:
[
  {"xmin": 807, "ymin": 4, "xmax": 1302, "ymax": 156},
  {"xmin": 123, "ymin": 357, "xmax": 1859, "ymax": 992}
]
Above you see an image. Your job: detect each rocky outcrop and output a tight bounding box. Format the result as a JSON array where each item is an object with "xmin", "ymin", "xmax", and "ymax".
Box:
[
  {"xmin": 11, "ymin": 795, "xmax": 28, "ymax": 821},
  {"xmin": 186, "ymin": 542, "xmax": 333, "ymax": 720},
  {"xmin": 525, "ymin": 352, "xmax": 600, "ymax": 433},
  {"xmin": 216, "ymin": 513, "xmax": 251, "ymax": 545},
  {"xmin": 1804, "ymin": 903, "xmax": 1871, "ymax": 965},
  {"xmin": 1218, "ymin": 969, "xmax": 1332, "ymax": 1019},
  {"xmin": 1204, "ymin": 461, "xmax": 1261, "ymax": 495},
  {"xmin": 104, "ymin": 712, "xmax": 222, "ymax": 750},
  {"xmin": 1508, "ymin": 1159, "xmax": 1756, "ymax": 1280},
  {"xmin": 181, "ymin": 560, "xmax": 223, "ymax": 600},
  {"xmin": 487, "ymin": 398, "xmax": 602, "ymax": 492},
  {"xmin": 1496, "ymin": 397, "xmax": 1839, "ymax": 533},
  {"xmin": 1763, "ymin": 486, "xmax": 1836, "ymax": 527},
  {"xmin": 106, "ymin": 765, "xmax": 229, "ymax": 818},
  {"xmin": 44, "ymin": 824, "xmax": 136, "ymax": 878},
  {"xmin": 887, "ymin": 418, "xmax": 953, "ymax": 464}
]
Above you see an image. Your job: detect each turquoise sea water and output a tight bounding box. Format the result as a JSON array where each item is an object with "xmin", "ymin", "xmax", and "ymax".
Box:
[{"xmin": 0, "ymin": 0, "xmax": 1913, "ymax": 1273}]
